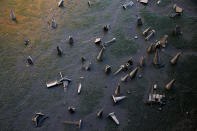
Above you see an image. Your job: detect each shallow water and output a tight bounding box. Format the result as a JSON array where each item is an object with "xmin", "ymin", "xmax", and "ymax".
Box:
[{"xmin": 0, "ymin": 0, "xmax": 196, "ymax": 130}]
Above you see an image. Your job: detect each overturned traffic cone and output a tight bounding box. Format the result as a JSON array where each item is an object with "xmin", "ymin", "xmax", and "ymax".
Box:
[
  {"xmin": 121, "ymin": 74, "xmax": 129, "ymax": 82},
  {"xmin": 160, "ymin": 35, "xmax": 168, "ymax": 47},
  {"xmin": 97, "ymin": 109, "xmax": 103, "ymax": 118},
  {"xmin": 112, "ymin": 95, "xmax": 127, "ymax": 103},
  {"xmin": 32, "ymin": 112, "xmax": 46, "ymax": 127},
  {"xmin": 143, "ymin": 27, "xmax": 151, "ymax": 36},
  {"xmin": 94, "ymin": 38, "xmax": 101, "ymax": 44},
  {"xmin": 153, "ymin": 49, "xmax": 160, "ymax": 65},
  {"xmin": 147, "ymin": 43, "xmax": 153, "ymax": 53},
  {"xmin": 129, "ymin": 67, "xmax": 138, "ymax": 79},
  {"xmin": 57, "ymin": 46, "xmax": 63, "ymax": 56},
  {"xmin": 139, "ymin": 56, "xmax": 145, "ymax": 67},
  {"xmin": 78, "ymin": 83, "xmax": 82, "ymax": 94},
  {"xmin": 27, "ymin": 56, "xmax": 34, "ymax": 65},
  {"xmin": 105, "ymin": 65, "xmax": 111, "ymax": 74},
  {"xmin": 97, "ymin": 47, "xmax": 105, "ymax": 61},
  {"xmin": 103, "ymin": 37, "xmax": 116, "ymax": 47},
  {"xmin": 63, "ymin": 119, "xmax": 82, "ymax": 129},
  {"xmin": 114, "ymin": 84, "xmax": 120, "ymax": 95},
  {"xmin": 10, "ymin": 9, "xmax": 16, "ymax": 21},
  {"xmin": 165, "ymin": 79, "xmax": 175, "ymax": 90},
  {"xmin": 145, "ymin": 30, "xmax": 155, "ymax": 41},
  {"xmin": 58, "ymin": 0, "xmax": 64, "ymax": 7},
  {"xmin": 170, "ymin": 52, "xmax": 181, "ymax": 65},
  {"xmin": 114, "ymin": 65, "xmax": 124, "ymax": 75},
  {"xmin": 108, "ymin": 112, "xmax": 119, "ymax": 125}
]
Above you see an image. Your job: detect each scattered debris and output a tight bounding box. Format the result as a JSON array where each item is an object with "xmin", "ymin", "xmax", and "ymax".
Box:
[
  {"xmin": 97, "ymin": 47, "xmax": 105, "ymax": 61},
  {"xmin": 114, "ymin": 84, "xmax": 120, "ymax": 95},
  {"xmin": 27, "ymin": 56, "xmax": 34, "ymax": 65},
  {"xmin": 170, "ymin": 52, "xmax": 181, "ymax": 65},
  {"xmin": 173, "ymin": 25, "xmax": 182, "ymax": 36},
  {"xmin": 165, "ymin": 79, "xmax": 175, "ymax": 90},
  {"xmin": 10, "ymin": 9, "xmax": 16, "ymax": 21},
  {"xmin": 32, "ymin": 112, "xmax": 48, "ymax": 127},
  {"xmin": 24, "ymin": 39, "xmax": 30, "ymax": 46},
  {"xmin": 160, "ymin": 35, "xmax": 168, "ymax": 48},
  {"xmin": 78, "ymin": 83, "xmax": 82, "ymax": 94},
  {"xmin": 103, "ymin": 24, "xmax": 110, "ymax": 31},
  {"xmin": 105, "ymin": 65, "xmax": 111, "ymax": 74},
  {"xmin": 95, "ymin": 38, "xmax": 101, "ymax": 45},
  {"xmin": 58, "ymin": 0, "xmax": 64, "ymax": 7},
  {"xmin": 173, "ymin": 4, "xmax": 183, "ymax": 14},
  {"xmin": 153, "ymin": 49, "xmax": 160, "ymax": 65},
  {"xmin": 108, "ymin": 112, "xmax": 119, "ymax": 125},
  {"xmin": 145, "ymin": 30, "xmax": 155, "ymax": 41},
  {"xmin": 68, "ymin": 106, "xmax": 76, "ymax": 113},
  {"xmin": 51, "ymin": 18, "xmax": 57, "ymax": 28},
  {"xmin": 129, "ymin": 67, "xmax": 138, "ymax": 79},
  {"xmin": 112, "ymin": 95, "xmax": 127, "ymax": 103},
  {"xmin": 123, "ymin": 1, "xmax": 134, "ymax": 9},
  {"xmin": 97, "ymin": 109, "xmax": 103, "ymax": 118},
  {"xmin": 46, "ymin": 72, "xmax": 71, "ymax": 88},
  {"xmin": 142, "ymin": 27, "xmax": 151, "ymax": 36},
  {"xmin": 63, "ymin": 119, "xmax": 82, "ymax": 129},
  {"xmin": 139, "ymin": 56, "xmax": 145, "ymax": 67},
  {"xmin": 69, "ymin": 36, "xmax": 74, "ymax": 44},
  {"xmin": 137, "ymin": 0, "xmax": 148, "ymax": 4},
  {"xmin": 57, "ymin": 46, "xmax": 63, "ymax": 56},
  {"xmin": 137, "ymin": 17, "xmax": 143, "ymax": 26},
  {"xmin": 103, "ymin": 38, "xmax": 116, "ymax": 47},
  {"xmin": 121, "ymin": 74, "xmax": 129, "ymax": 82}
]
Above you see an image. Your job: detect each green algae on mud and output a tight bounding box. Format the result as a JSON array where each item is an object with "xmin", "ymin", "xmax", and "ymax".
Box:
[{"xmin": 139, "ymin": 9, "xmax": 197, "ymax": 50}]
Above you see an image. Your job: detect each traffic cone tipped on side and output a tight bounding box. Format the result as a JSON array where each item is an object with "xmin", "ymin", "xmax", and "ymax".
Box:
[
  {"xmin": 96, "ymin": 47, "xmax": 105, "ymax": 61},
  {"xmin": 121, "ymin": 74, "xmax": 129, "ymax": 82},
  {"xmin": 114, "ymin": 84, "xmax": 120, "ymax": 95},
  {"xmin": 170, "ymin": 52, "xmax": 181, "ymax": 65},
  {"xmin": 153, "ymin": 49, "xmax": 159, "ymax": 65},
  {"xmin": 112, "ymin": 95, "xmax": 127, "ymax": 103},
  {"xmin": 143, "ymin": 27, "xmax": 151, "ymax": 36},
  {"xmin": 108, "ymin": 112, "xmax": 119, "ymax": 125},
  {"xmin": 63, "ymin": 119, "xmax": 82, "ymax": 129},
  {"xmin": 129, "ymin": 67, "xmax": 138, "ymax": 79},
  {"xmin": 165, "ymin": 79, "xmax": 175, "ymax": 90},
  {"xmin": 139, "ymin": 56, "xmax": 145, "ymax": 67},
  {"xmin": 97, "ymin": 109, "xmax": 103, "ymax": 118},
  {"xmin": 10, "ymin": 9, "xmax": 16, "ymax": 21},
  {"xmin": 147, "ymin": 43, "xmax": 153, "ymax": 53}
]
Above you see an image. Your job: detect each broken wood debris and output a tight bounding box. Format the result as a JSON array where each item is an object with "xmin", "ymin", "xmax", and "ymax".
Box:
[
  {"xmin": 170, "ymin": 52, "xmax": 181, "ymax": 65},
  {"xmin": 123, "ymin": 1, "xmax": 134, "ymax": 9},
  {"xmin": 108, "ymin": 112, "xmax": 119, "ymax": 125},
  {"xmin": 63, "ymin": 119, "xmax": 82, "ymax": 129},
  {"xmin": 165, "ymin": 79, "xmax": 175, "ymax": 90}
]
